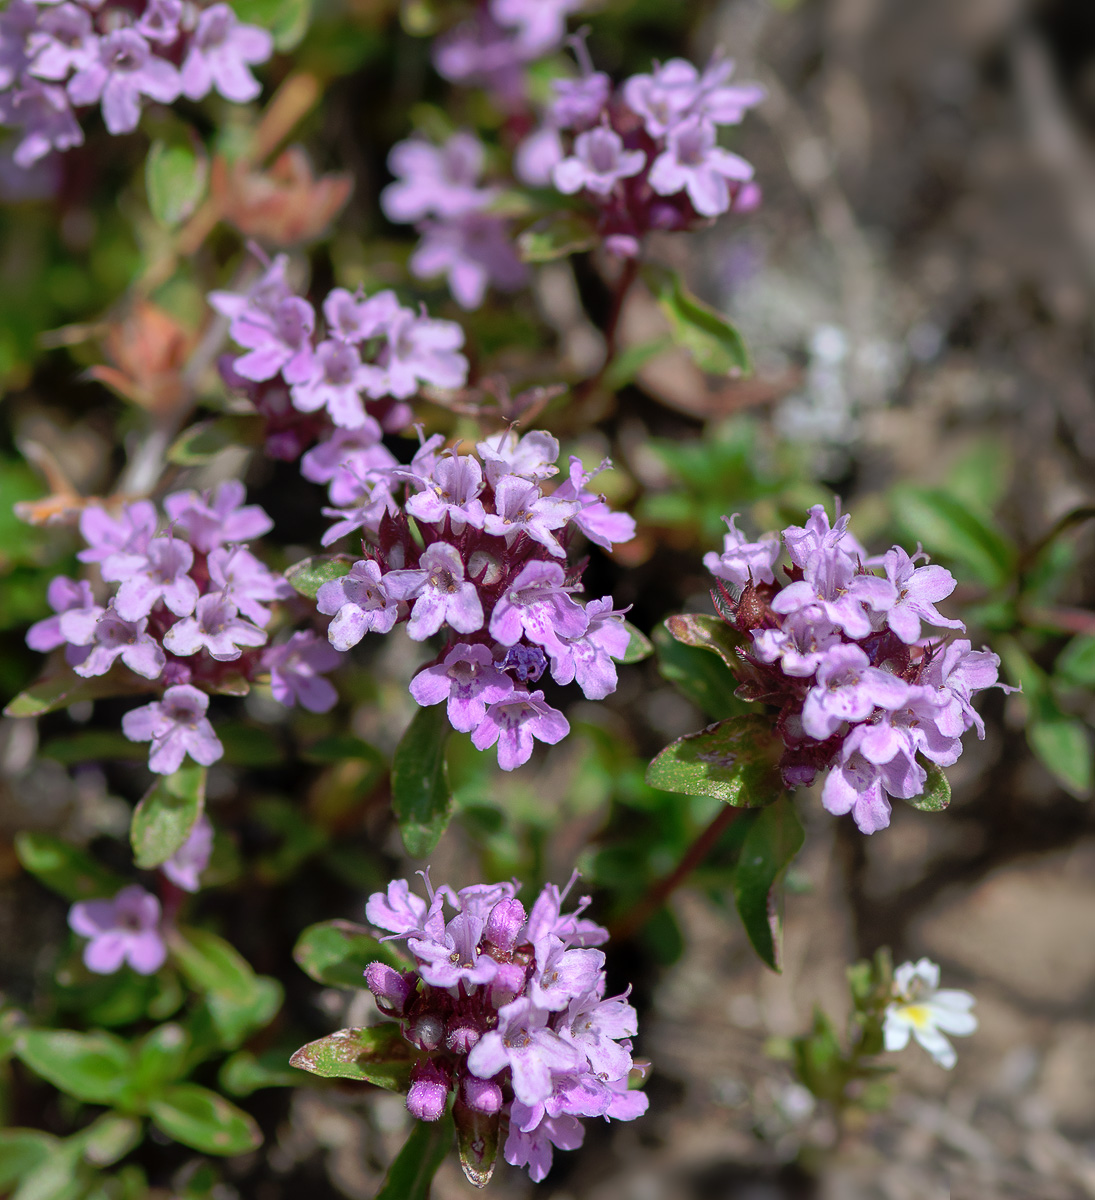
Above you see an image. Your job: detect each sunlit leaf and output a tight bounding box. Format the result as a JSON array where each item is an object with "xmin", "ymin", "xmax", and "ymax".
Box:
[
  {"xmin": 168, "ymin": 414, "xmax": 266, "ymax": 466},
  {"xmin": 285, "ymin": 555, "xmax": 354, "ymax": 600},
  {"xmin": 146, "ymin": 138, "xmax": 208, "ymax": 228},
  {"xmin": 646, "ymin": 715, "xmax": 783, "ymax": 806},
  {"xmin": 15, "ymin": 1030, "xmax": 132, "ymax": 1105},
  {"xmin": 644, "ymin": 264, "xmax": 749, "ymax": 375},
  {"xmin": 289, "ymin": 1023, "xmax": 413, "ymax": 1090},
  {"xmin": 293, "ymin": 919, "xmax": 406, "ymax": 988},
  {"xmin": 148, "ymin": 1084, "xmax": 261, "ymax": 1156},
  {"xmin": 15, "ymin": 832, "xmax": 126, "ymax": 901},
  {"xmin": 130, "ymin": 765, "xmax": 206, "ymax": 870},
  {"xmin": 517, "ymin": 212, "xmax": 597, "ymax": 262}
]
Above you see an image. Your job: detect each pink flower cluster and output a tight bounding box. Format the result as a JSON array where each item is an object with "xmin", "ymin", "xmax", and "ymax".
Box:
[
  {"xmin": 26, "ymin": 482, "xmax": 340, "ymax": 774},
  {"xmin": 0, "ymin": 0, "xmax": 271, "ymax": 169},
  {"xmin": 705, "ymin": 505, "xmax": 1006, "ymax": 834},
  {"xmin": 380, "ymin": 131, "xmax": 528, "ymax": 311},
  {"xmin": 213, "ymin": 251, "xmax": 469, "ymax": 460},
  {"xmin": 517, "ymin": 51, "xmax": 764, "ymax": 255},
  {"xmin": 67, "ymin": 815, "xmax": 213, "ymax": 975},
  {"xmin": 364, "ymin": 871, "xmax": 647, "ymax": 1183},
  {"xmin": 307, "ymin": 427, "xmax": 636, "ymax": 770}
]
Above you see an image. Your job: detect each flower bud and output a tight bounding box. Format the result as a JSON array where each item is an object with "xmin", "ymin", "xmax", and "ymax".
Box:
[
  {"xmin": 407, "ymin": 1012, "xmax": 445, "ymax": 1051},
  {"xmin": 489, "ymin": 959, "xmax": 527, "ymax": 1007},
  {"xmin": 467, "ymin": 550, "xmax": 502, "ymax": 586},
  {"xmin": 484, "ymin": 898, "xmax": 526, "ymax": 953},
  {"xmin": 445, "ymin": 1016, "xmax": 482, "ymax": 1054},
  {"xmin": 462, "ymin": 1074, "xmax": 503, "ymax": 1114},
  {"xmin": 364, "ymin": 962, "xmax": 416, "ymax": 1015},
  {"xmin": 407, "ymin": 1060, "xmax": 449, "ymax": 1122}
]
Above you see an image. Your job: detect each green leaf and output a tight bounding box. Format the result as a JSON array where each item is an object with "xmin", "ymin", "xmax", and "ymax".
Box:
[
  {"xmin": 664, "ymin": 612, "xmax": 742, "ymax": 670},
  {"xmin": 289, "ymin": 1024, "xmax": 413, "ymax": 1091},
  {"xmin": 75, "ymin": 1113, "xmax": 142, "ymax": 1168},
  {"xmin": 205, "ymin": 976, "xmax": 283, "ymax": 1049},
  {"xmin": 1056, "ymin": 635, "xmax": 1095, "ymax": 687},
  {"xmin": 169, "ymin": 926, "xmax": 259, "ymax": 1001},
  {"xmin": 293, "ymin": 919, "xmax": 406, "ymax": 988},
  {"xmin": 616, "ymin": 620, "xmax": 654, "ymax": 664},
  {"xmin": 15, "ymin": 1030, "xmax": 132, "ymax": 1105},
  {"xmin": 644, "ymin": 264, "xmax": 749, "ymax": 375},
  {"xmin": 145, "ymin": 138, "xmax": 208, "ymax": 228},
  {"xmin": 653, "ymin": 622, "xmax": 743, "ymax": 720},
  {"xmin": 285, "ymin": 554, "xmax": 354, "ymax": 601},
  {"xmin": 732, "ymin": 796, "xmax": 804, "ymax": 970},
  {"xmin": 130, "ymin": 765, "xmax": 206, "ymax": 870},
  {"xmin": 391, "ymin": 704, "xmax": 454, "ymax": 858},
  {"xmin": 0, "ymin": 1131, "xmax": 54, "ymax": 1188},
  {"xmin": 454, "ymin": 1100, "xmax": 499, "ymax": 1188},
  {"xmin": 1029, "ymin": 717, "xmax": 1094, "ymax": 799},
  {"xmin": 168, "ymin": 414, "xmax": 266, "ymax": 466},
  {"xmin": 904, "ymin": 761, "xmax": 951, "ymax": 812},
  {"xmin": 891, "ymin": 485, "xmax": 1016, "ymax": 588},
  {"xmin": 149, "ymin": 1084, "xmax": 261, "ymax": 1156},
  {"xmin": 4, "ymin": 662, "xmax": 153, "ymax": 718},
  {"xmin": 15, "ymin": 832, "xmax": 125, "ymax": 901},
  {"xmin": 517, "ymin": 212, "xmax": 597, "ymax": 262},
  {"xmin": 218, "ymin": 1050, "xmax": 299, "ymax": 1097},
  {"xmin": 646, "ymin": 714, "xmax": 783, "ymax": 806},
  {"xmin": 232, "ymin": 0, "xmax": 313, "ymax": 50},
  {"xmin": 302, "ymin": 735, "xmax": 385, "ymax": 765},
  {"xmin": 603, "ymin": 337, "xmax": 675, "ymax": 391},
  {"xmin": 128, "ymin": 1023, "xmax": 190, "ymax": 1101},
  {"xmin": 375, "ymin": 1112, "xmax": 454, "ymax": 1200}
]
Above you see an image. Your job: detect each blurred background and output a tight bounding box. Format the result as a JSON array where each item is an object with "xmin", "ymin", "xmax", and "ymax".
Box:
[{"xmin": 2, "ymin": 0, "xmax": 1095, "ymax": 1197}]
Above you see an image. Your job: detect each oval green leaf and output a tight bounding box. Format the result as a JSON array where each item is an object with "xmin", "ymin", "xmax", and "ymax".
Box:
[
  {"xmin": 732, "ymin": 795, "xmax": 804, "ymax": 971},
  {"xmin": 146, "ymin": 139, "xmax": 208, "ymax": 228},
  {"xmin": 391, "ymin": 703, "xmax": 454, "ymax": 858},
  {"xmin": 646, "ymin": 714, "xmax": 783, "ymax": 806},
  {"xmin": 285, "ymin": 555, "xmax": 355, "ymax": 600},
  {"xmin": 15, "ymin": 1030, "xmax": 132, "ymax": 1105},
  {"xmin": 131, "ymin": 765, "xmax": 206, "ymax": 870},
  {"xmin": 15, "ymin": 831, "xmax": 126, "ymax": 901},
  {"xmin": 293, "ymin": 919, "xmax": 406, "ymax": 988},
  {"xmin": 644, "ymin": 263, "xmax": 749, "ymax": 375},
  {"xmin": 288, "ymin": 1023, "xmax": 413, "ymax": 1091},
  {"xmin": 149, "ymin": 1084, "xmax": 261, "ymax": 1156}
]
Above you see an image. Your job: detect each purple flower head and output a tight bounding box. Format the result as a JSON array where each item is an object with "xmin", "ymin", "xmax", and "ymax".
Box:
[
  {"xmin": 384, "ymin": 542, "xmax": 484, "ymax": 640},
  {"xmin": 227, "ymin": 293, "xmax": 316, "ymax": 385},
  {"xmin": 489, "ymin": 0, "xmax": 587, "ymax": 56},
  {"xmin": 882, "ymin": 546, "xmax": 964, "ymax": 644},
  {"xmin": 180, "ymin": 3, "xmax": 272, "ymax": 104},
  {"xmin": 504, "ymin": 1107, "xmax": 584, "ymax": 1183},
  {"xmin": 821, "ymin": 722, "xmax": 925, "ymax": 835},
  {"xmin": 69, "ymin": 885, "xmax": 166, "ymax": 975},
  {"xmin": 207, "ymin": 545, "xmax": 292, "ymax": 627},
  {"xmin": 404, "ymin": 452, "xmax": 487, "ymax": 530},
  {"xmin": 70, "ymin": 609, "xmax": 165, "ymax": 680},
  {"xmin": 467, "ymin": 996, "xmax": 585, "ymax": 1105},
  {"xmin": 208, "ymin": 252, "xmax": 291, "ymax": 328},
  {"xmin": 489, "ymin": 560, "xmax": 588, "ymax": 651},
  {"xmin": 26, "ymin": 576, "xmax": 96, "ymax": 661},
  {"xmin": 163, "ymin": 481, "xmax": 274, "ymax": 554},
  {"xmin": 529, "ymin": 936, "xmax": 605, "ymax": 1012},
  {"xmin": 920, "ymin": 639, "xmax": 1008, "ymax": 740},
  {"xmin": 552, "ymin": 456, "xmax": 637, "ymax": 551},
  {"xmin": 648, "ymin": 115, "xmax": 754, "ymax": 218},
  {"xmin": 801, "ymin": 644, "xmax": 910, "ymax": 740},
  {"xmin": 703, "ymin": 513, "xmax": 779, "ymax": 590},
  {"xmin": 373, "ymin": 308, "xmax": 468, "ymax": 399},
  {"xmin": 105, "ymin": 536, "xmax": 199, "ymax": 622},
  {"xmin": 553, "ymin": 126, "xmax": 645, "ymax": 197},
  {"xmin": 381, "ymin": 132, "xmax": 495, "ymax": 223},
  {"xmin": 67, "ymin": 27, "xmax": 180, "ymax": 136},
  {"xmin": 410, "ymin": 212, "xmax": 529, "ymax": 311},
  {"xmin": 262, "ymin": 630, "xmax": 342, "ymax": 713},
  {"xmin": 771, "ymin": 544, "xmax": 895, "ymax": 640},
  {"xmin": 751, "ymin": 606, "xmax": 843, "ymax": 678},
  {"xmin": 483, "ymin": 474, "xmax": 582, "ymax": 557},
  {"xmin": 316, "ymin": 559, "xmax": 401, "ymax": 651},
  {"xmin": 161, "ymin": 814, "xmax": 213, "ymax": 892},
  {"xmin": 550, "ymin": 71, "xmax": 611, "ymax": 129},
  {"xmin": 290, "ymin": 338, "xmax": 380, "ymax": 429},
  {"xmin": 162, "ymin": 593, "xmax": 267, "ymax": 661},
  {"xmin": 691, "ymin": 54, "xmax": 766, "ymax": 125},
  {"xmin": 471, "ymin": 688, "xmax": 570, "ymax": 770},
  {"xmin": 365, "ymin": 878, "xmax": 428, "ymax": 935},
  {"xmin": 78, "ymin": 501, "xmax": 157, "ymax": 564},
  {"xmin": 122, "ymin": 684, "xmax": 224, "ymax": 775},
  {"xmin": 409, "ymin": 643, "xmax": 514, "ymax": 732},
  {"xmin": 365, "ymin": 962, "xmax": 418, "ymax": 1015}
]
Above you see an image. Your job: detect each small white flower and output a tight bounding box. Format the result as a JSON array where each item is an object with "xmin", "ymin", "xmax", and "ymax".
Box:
[{"xmin": 883, "ymin": 957, "xmax": 977, "ymax": 1069}]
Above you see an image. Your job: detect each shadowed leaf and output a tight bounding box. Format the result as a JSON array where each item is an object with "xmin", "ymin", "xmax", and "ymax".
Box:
[
  {"xmin": 391, "ymin": 704, "xmax": 453, "ymax": 858},
  {"xmin": 732, "ymin": 795, "xmax": 804, "ymax": 970},
  {"xmin": 293, "ymin": 919, "xmax": 406, "ymax": 988},
  {"xmin": 375, "ymin": 1111, "xmax": 455, "ymax": 1199}
]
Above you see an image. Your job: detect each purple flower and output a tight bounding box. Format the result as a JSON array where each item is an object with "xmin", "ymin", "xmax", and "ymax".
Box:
[
  {"xmin": 68, "ymin": 885, "xmax": 166, "ymax": 975},
  {"xmin": 161, "ymin": 814, "xmax": 213, "ymax": 892},
  {"xmin": 622, "ymin": 58, "xmax": 705, "ymax": 138},
  {"xmin": 489, "ymin": 560, "xmax": 588, "ymax": 650},
  {"xmin": 407, "ymin": 1060, "xmax": 450, "ymax": 1122},
  {"xmin": 316, "ymin": 559, "xmax": 401, "ymax": 651},
  {"xmin": 179, "ymin": 3, "xmax": 272, "ymax": 104},
  {"xmin": 3, "ymin": 80, "xmax": 83, "ymax": 168},
  {"xmin": 122, "ymin": 684, "xmax": 224, "ymax": 775},
  {"xmin": 751, "ymin": 606, "xmax": 843, "ymax": 678},
  {"xmin": 552, "ymin": 126, "xmax": 645, "ymax": 196},
  {"xmin": 207, "ymin": 545, "xmax": 291, "ymax": 627},
  {"xmin": 410, "ymin": 643, "xmax": 514, "ymax": 732},
  {"xmin": 471, "ymin": 689, "xmax": 570, "ymax": 770},
  {"xmin": 504, "ymin": 1108, "xmax": 584, "ymax": 1183},
  {"xmin": 300, "ymin": 422, "xmax": 397, "ymax": 506},
  {"xmin": 381, "ymin": 132, "xmax": 495, "ymax": 223},
  {"xmin": 558, "ymin": 987, "xmax": 639, "ymax": 1079},
  {"xmin": 920, "ymin": 640, "xmax": 1007, "ymax": 740},
  {"xmin": 263, "ymin": 631, "xmax": 342, "ymax": 712},
  {"xmin": 69, "ymin": 609, "xmax": 166, "ymax": 679},
  {"xmin": 403, "ymin": 452, "xmax": 487, "ymax": 530},
  {"xmin": 550, "ymin": 596, "xmax": 630, "ymax": 700},
  {"xmin": 703, "ymin": 513, "xmax": 779, "ymax": 590},
  {"xmin": 78, "ymin": 501, "xmax": 157, "ymax": 564},
  {"xmin": 432, "ymin": 11, "xmax": 528, "ymax": 107},
  {"xmin": 384, "ymin": 542, "xmax": 484, "ymax": 640},
  {"xmin": 410, "ymin": 212, "xmax": 528, "ymax": 311},
  {"xmin": 229, "ymin": 293, "xmax": 316, "ymax": 385},
  {"xmin": 163, "ymin": 481, "xmax": 274, "ymax": 554},
  {"xmin": 322, "ymin": 287, "xmax": 400, "ymax": 344},
  {"xmin": 771, "ymin": 545, "xmax": 895, "ymax": 640},
  {"xmin": 365, "ymin": 877, "xmax": 429, "ymax": 935},
  {"xmin": 67, "ymin": 28, "xmax": 180, "ymax": 136},
  {"xmin": 467, "ymin": 996, "xmax": 585, "ymax": 1105},
  {"xmin": 549, "ymin": 71, "xmax": 610, "ymax": 129},
  {"xmin": 801, "ymin": 644, "xmax": 910, "ymax": 740},
  {"xmin": 290, "ymin": 338, "xmax": 381, "ymax": 429},
  {"xmin": 372, "ymin": 308, "xmax": 468, "ymax": 399},
  {"xmin": 137, "ymin": 0, "xmax": 183, "ymax": 46},
  {"xmin": 319, "ymin": 484, "xmax": 398, "ymax": 547},
  {"xmin": 27, "ymin": 4, "xmax": 98, "ymax": 81},
  {"xmin": 648, "ymin": 115, "xmax": 754, "ymax": 218},
  {"xmin": 821, "ymin": 723, "xmax": 925, "ymax": 835},
  {"xmin": 162, "ymin": 594, "xmax": 266, "ymax": 661},
  {"xmin": 477, "ymin": 428, "xmax": 560, "ymax": 488},
  {"xmin": 103, "ymin": 536, "xmax": 199, "ymax": 622},
  {"xmin": 489, "ymin": 0, "xmax": 586, "ymax": 56},
  {"xmin": 25, "ymin": 575, "xmax": 96, "ymax": 660},
  {"xmin": 552, "ymin": 456, "xmax": 636, "ymax": 551},
  {"xmin": 483, "ymin": 474, "xmax": 581, "ymax": 558},
  {"xmin": 529, "ymin": 936, "xmax": 605, "ymax": 1012},
  {"xmin": 881, "ymin": 546, "xmax": 964, "ymax": 644}
]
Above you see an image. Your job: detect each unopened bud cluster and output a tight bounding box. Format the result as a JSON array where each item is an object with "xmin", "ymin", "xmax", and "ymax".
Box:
[
  {"xmin": 364, "ymin": 872, "xmax": 647, "ymax": 1183},
  {"xmin": 706, "ymin": 505, "xmax": 1006, "ymax": 833}
]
